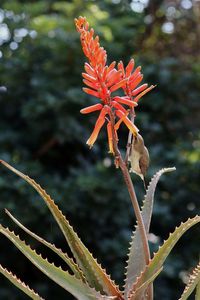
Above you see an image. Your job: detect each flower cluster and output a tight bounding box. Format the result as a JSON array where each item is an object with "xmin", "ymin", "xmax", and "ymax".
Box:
[{"xmin": 75, "ymin": 16, "xmax": 154, "ymax": 153}]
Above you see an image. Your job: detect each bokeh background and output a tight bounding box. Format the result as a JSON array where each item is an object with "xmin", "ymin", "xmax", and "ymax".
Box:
[{"xmin": 0, "ymin": 0, "xmax": 199, "ymax": 299}]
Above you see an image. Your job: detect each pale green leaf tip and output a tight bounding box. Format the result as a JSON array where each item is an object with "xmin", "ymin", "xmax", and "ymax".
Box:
[{"xmin": 0, "ymin": 264, "xmax": 44, "ymax": 299}]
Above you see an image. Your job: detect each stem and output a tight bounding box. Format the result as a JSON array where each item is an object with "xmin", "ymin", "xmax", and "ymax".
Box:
[
  {"xmin": 109, "ymin": 111, "xmax": 150, "ymax": 265},
  {"xmin": 109, "ymin": 110, "xmax": 153, "ymax": 299},
  {"xmin": 121, "ymin": 158, "xmax": 151, "ymax": 265},
  {"xmin": 119, "ymin": 156, "xmax": 153, "ymax": 300}
]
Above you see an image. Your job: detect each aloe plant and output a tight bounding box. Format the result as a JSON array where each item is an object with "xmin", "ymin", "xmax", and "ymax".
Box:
[{"xmin": 0, "ymin": 17, "xmax": 199, "ymax": 299}]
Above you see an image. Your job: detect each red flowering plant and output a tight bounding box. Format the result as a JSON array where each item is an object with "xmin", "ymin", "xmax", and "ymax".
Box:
[
  {"xmin": 0, "ymin": 16, "xmax": 199, "ymax": 300},
  {"xmin": 75, "ymin": 16, "xmax": 154, "ymax": 154}
]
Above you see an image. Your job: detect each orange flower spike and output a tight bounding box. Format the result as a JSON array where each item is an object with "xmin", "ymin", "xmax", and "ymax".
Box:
[
  {"xmin": 134, "ymin": 85, "xmax": 156, "ymax": 102},
  {"xmin": 86, "ymin": 107, "xmax": 109, "ymax": 148},
  {"xmin": 75, "ymin": 17, "xmax": 107, "ymax": 69},
  {"xmin": 116, "ymin": 110, "xmax": 139, "ymax": 136},
  {"xmin": 75, "ymin": 17, "xmax": 154, "ymax": 150},
  {"xmin": 107, "ymin": 122, "xmax": 114, "ymax": 154},
  {"xmin": 80, "ymin": 103, "xmax": 103, "ymax": 114}
]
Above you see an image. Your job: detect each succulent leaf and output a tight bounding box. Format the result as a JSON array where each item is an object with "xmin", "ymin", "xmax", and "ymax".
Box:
[
  {"xmin": 5, "ymin": 209, "xmax": 85, "ymax": 282},
  {"xmin": 128, "ymin": 216, "xmax": 200, "ymax": 299},
  {"xmin": 0, "ymin": 224, "xmax": 103, "ymax": 300},
  {"xmin": 0, "ymin": 264, "xmax": 44, "ymax": 299},
  {"xmin": 0, "ymin": 160, "xmax": 122, "ymax": 299},
  {"xmin": 195, "ymin": 280, "xmax": 200, "ymax": 300},
  {"xmin": 179, "ymin": 261, "xmax": 200, "ymax": 300},
  {"xmin": 124, "ymin": 167, "xmax": 175, "ymax": 297},
  {"xmin": 132, "ymin": 267, "xmax": 163, "ymax": 299}
]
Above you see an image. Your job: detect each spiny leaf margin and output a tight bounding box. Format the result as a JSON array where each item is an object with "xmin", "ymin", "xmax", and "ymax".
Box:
[
  {"xmin": 0, "ymin": 264, "xmax": 44, "ymax": 300},
  {"xmin": 130, "ymin": 267, "xmax": 163, "ymax": 299},
  {"xmin": 124, "ymin": 167, "xmax": 175, "ymax": 297},
  {"xmin": 0, "ymin": 224, "xmax": 102, "ymax": 300},
  {"xmin": 5, "ymin": 208, "xmax": 85, "ymax": 282},
  {"xmin": 128, "ymin": 216, "xmax": 200, "ymax": 299},
  {"xmin": 179, "ymin": 261, "xmax": 200, "ymax": 300},
  {"xmin": 195, "ymin": 280, "xmax": 200, "ymax": 300},
  {"xmin": 0, "ymin": 160, "xmax": 122, "ymax": 299}
]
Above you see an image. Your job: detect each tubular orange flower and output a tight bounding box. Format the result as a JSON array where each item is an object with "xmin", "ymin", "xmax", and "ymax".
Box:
[
  {"xmin": 75, "ymin": 16, "xmax": 155, "ymax": 151},
  {"xmin": 129, "ymin": 74, "xmax": 143, "ymax": 91},
  {"xmin": 113, "ymin": 96, "xmax": 138, "ymax": 108},
  {"xmin": 134, "ymin": 85, "xmax": 156, "ymax": 102},
  {"xmin": 115, "ymin": 110, "xmax": 139, "ymax": 136},
  {"xmin": 112, "ymin": 101, "xmax": 127, "ymax": 113},
  {"xmin": 107, "ymin": 122, "xmax": 114, "ymax": 154},
  {"xmin": 114, "ymin": 109, "xmax": 130, "ymax": 130},
  {"xmin": 80, "ymin": 103, "xmax": 103, "ymax": 114},
  {"xmin": 125, "ymin": 59, "xmax": 135, "ymax": 76},
  {"xmin": 82, "ymin": 87, "xmax": 99, "ymax": 98},
  {"xmin": 86, "ymin": 106, "xmax": 110, "ymax": 148},
  {"xmin": 109, "ymin": 78, "xmax": 127, "ymax": 93},
  {"xmin": 131, "ymin": 84, "xmax": 148, "ymax": 96},
  {"xmin": 117, "ymin": 61, "xmax": 155, "ymax": 103}
]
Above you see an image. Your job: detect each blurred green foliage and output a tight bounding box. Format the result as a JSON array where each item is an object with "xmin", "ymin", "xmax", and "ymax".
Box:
[{"xmin": 0, "ymin": 0, "xmax": 199, "ymax": 299}]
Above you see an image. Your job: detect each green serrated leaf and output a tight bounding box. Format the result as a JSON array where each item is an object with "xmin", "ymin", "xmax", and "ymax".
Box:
[
  {"xmin": 128, "ymin": 216, "xmax": 200, "ymax": 299},
  {"xmin": 0, "ymin": 160, "xmax": 122, "ymax": 299},
  {"xmin": 195, "ymin": 279, "xmax": 200, "ymax": 300},
  {"xmin": 179, "ymin": 261, "xmax": 200, "ymax": 300},
  {"xmin": 129, "ymin": 267, "xmax": 163, "ymax": 299},
  {"xmin": 0, "ymin": 224, "xmax": 102, "ymax": 300},
  {"xmin": 0, "ymin": 264, "xmax": 44, "ymax": 300},
  {"xmin": 5, "ymin": 209, "xmax": 85, "ymax": 282},
  {"xmin": 124, "ymin": 167, "xmax": 175, "ymax": 297}
]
